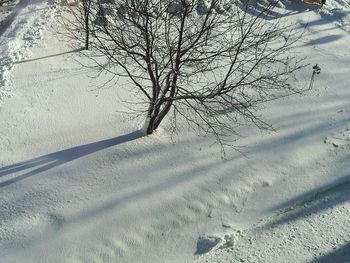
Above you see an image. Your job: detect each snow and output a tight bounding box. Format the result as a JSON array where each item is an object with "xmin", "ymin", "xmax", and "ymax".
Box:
[
  {"xmin": 194, "ymin": 178, "xmax": 350, "ymax": 262},
  {"xmin": 1, "ymin": 0, "xmax": 350, "ymax": 262},
  {"xmin": 0, "ymin": 0, "xmax": 56, "ymax": 99}
]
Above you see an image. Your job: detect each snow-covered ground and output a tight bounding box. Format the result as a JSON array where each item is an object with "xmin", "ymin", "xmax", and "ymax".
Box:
[
  {"xmin": 0, "ymin": 0, "xmax": 20, "ymax": 26},
  {"xmin": 0, "ymin": 0, "xmax": 350, "ymax": 262}
]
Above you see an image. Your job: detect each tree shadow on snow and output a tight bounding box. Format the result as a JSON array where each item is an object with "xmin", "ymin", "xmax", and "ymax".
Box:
[
  {"xmin": 241, "ymin": 0, "xmax": 319, "ymax": 21},
  {"xmin": 309, "ymin": 243, "xmax": 350, "ymax": 263},
  {"xmin": 0, "ymin": 131, "xmax": 141, "ymax": 187},
  {"xmin": 304, "ymin": 9, "xmax": 349, "ymax": 29},
  {"xmin": 266, "ymin": 170, "xmax": 350, "ymax": 229},
  {"xmin": 242, "ymin": 1, "xmax": 284, "ymax": 21},
  {"xmin": 282, "ymin": 1, "xmax": 320, "ymax": 17},
  {"xmin": 244, "ymin": 0, "xmax": 349, "ymax": 39},
  {"xmin": 303, "ymin": 34, "xmax": 343, "ymax": 45},
  {"xmin": 13, "ymin": 48, "xmax": 84, "ymax": 64}
]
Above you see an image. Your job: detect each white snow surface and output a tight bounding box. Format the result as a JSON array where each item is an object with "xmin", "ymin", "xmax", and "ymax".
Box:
[{"xmin": 1, "ymin": 1, "xmax": 350, "ymax": 263}]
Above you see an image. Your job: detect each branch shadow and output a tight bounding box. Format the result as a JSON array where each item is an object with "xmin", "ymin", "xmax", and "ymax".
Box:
[
  {"xmin": 0, "ymin": 130, "xmax": 141, "ymax": 187},
  {"xmin": 305, "ymin": 10, "xmax": 349, "ymax": 28},
  {"xmin": 283, "ymin": 1, "xmax": 320, "ymax": 15},
  {"xmin": 239, "ymin": 0, "xmax": 285, "ymax": 21},
  {"xmin": 240, "ymin": 0, "xmax": 319, "ymax": 21},
  {"xmin": 66, "ymin": 155, "xmax": 222, "ymax": 227},
  {"xmin": 309, "ymin": 243, "xmax": 350, "ymax": 263},
  {"xmin": 303, "ymin": 34, "xmax": 343, "ymax": 45},
  {"xmin": 272, "ymin": 172, "xmax": 350, "ymax": 210},
  {"xmin": 243, "ymin": 0, "xmax": 349, "ymax": 36},
  {"xmin": 248, "ymin": 116, "xmax": 350, "ymax": 156},
  {"xmin": 13, "ymin": 48, "xmax": 84, "ymax": 64},
  {"xmin": 265, "ymin": 172, "xmax": 350, "ymax": 229}
]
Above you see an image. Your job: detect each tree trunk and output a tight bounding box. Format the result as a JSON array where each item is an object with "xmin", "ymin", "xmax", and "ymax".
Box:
[
  {"xmin": 144, "ymin": 101, "xmax": 173, "ymax": 135},
  {"xmin": 83, "ymin": 0, "xmax": 90, "ymax": 50},
  {"xmin": 85, "ymin": 28, "xmax": 89, "ymax": 50},
  {"xmin": 145, "ymin": 117, "xmax": 156, "ymax": 134}
]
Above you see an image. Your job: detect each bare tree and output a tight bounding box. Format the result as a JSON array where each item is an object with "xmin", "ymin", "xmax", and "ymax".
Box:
[
  {"xmin": 56, "ymin": 0, "xmax": 93, "ymax": 50},
  {"xmin": 72, "ymin": 0, "xmax": 311, "ymax": 147}
]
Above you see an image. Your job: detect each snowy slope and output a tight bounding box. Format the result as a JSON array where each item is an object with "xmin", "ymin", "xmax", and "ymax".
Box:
[{"xmin": 1, "ymin": 1, "xmax": 350, "ymax": 263}]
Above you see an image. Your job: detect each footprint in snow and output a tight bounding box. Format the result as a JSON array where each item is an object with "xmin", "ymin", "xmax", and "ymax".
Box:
[
  {"xmin": 324, "ymin": 128, "xmax": 350, "ymax": 148},
  {"xmin": 195, "ymin": 235, "xmax": 222, "ymax": 255},
  {"xmin": 47, "ymin": 213, "xmax": 65, "ymax": 231}
]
